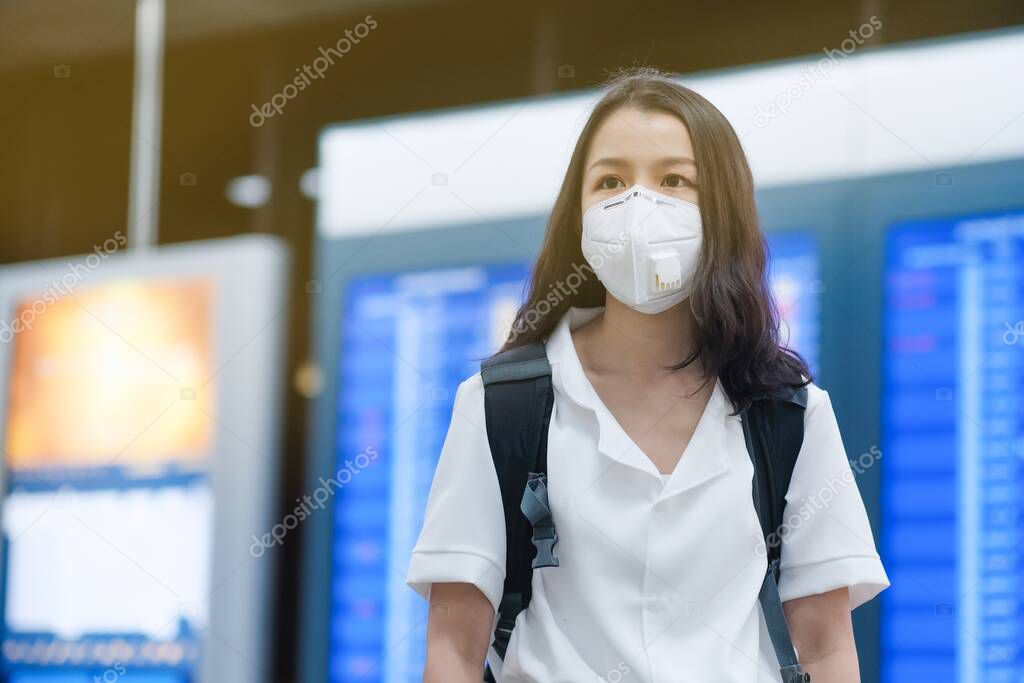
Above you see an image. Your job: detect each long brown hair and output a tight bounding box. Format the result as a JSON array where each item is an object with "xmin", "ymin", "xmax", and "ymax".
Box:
[{"xmin": 499, "ymin": 66, "xmax": 811, "ymax": 414}]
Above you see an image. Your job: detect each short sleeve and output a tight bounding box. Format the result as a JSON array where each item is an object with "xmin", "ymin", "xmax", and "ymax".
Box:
[
  {"xmin": 405, "ymin": 373, "xmax": 506, "ymax": 614},
  {"xmin": 777, "ymin": 382, "xmax": 890, "ymax": 610}
]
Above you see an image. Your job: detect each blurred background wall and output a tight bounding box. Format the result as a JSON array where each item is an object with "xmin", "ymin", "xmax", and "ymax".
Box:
[{"xmin": 2, "ymin": 2, "xmax": 1023, "ymax": 680}]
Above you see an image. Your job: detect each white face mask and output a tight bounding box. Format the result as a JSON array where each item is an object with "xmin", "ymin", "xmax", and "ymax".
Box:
[{"xmin": 581, "ymin": 184, "xmax": 703, "ymax": 315}]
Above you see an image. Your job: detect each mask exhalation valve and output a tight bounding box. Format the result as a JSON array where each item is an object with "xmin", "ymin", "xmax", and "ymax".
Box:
[{"xmin": 650, "ymin": 252, "xmax": 683, "ymax": 293}]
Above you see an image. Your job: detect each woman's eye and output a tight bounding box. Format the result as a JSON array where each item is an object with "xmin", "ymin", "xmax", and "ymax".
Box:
[
  {"xmin": 661, "ymin": 174, "xmax": 692, "ymax": 189},
  {"xmin": 597, "ymin": 176, "xmax": 625, "ymax": 191}
]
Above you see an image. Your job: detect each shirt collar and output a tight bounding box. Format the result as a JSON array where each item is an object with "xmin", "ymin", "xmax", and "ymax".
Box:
[{"xmin": 545, "ymin": 306, "xmax": 732, "ymax": 494}]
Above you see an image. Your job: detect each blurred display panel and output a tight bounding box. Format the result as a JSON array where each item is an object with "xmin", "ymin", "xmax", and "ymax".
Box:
[
  {"xmin": 5, "ymin": 279, "xmax": 215, "ymax": 464},
  {"xmin": 882, "ymin": 208, "xmax": 1024, "ymax": 681},
  {"xmin": 769, "ymin": 231, "xmax": 821, "ymax": 378},
  {"xmin": 326, "ymin": 233, "xmax": 819, "ymax": 681},
  {"xmin": 328, "ymin": 262, "xmax": 527, "ymax": 683},
  {"xmin": 1, "ymin": 278, "xmax": 217, "ymax": 683}
]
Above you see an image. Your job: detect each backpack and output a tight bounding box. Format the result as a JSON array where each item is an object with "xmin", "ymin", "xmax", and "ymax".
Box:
[{"xmin": 479, "ymin": 341, "xmax": 811, "ymax": 683}]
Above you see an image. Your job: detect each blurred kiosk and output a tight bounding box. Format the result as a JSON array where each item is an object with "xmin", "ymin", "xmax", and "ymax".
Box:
[{"xmin": 0, "ymin": 235, "xmax": 289, "ymax": 683}]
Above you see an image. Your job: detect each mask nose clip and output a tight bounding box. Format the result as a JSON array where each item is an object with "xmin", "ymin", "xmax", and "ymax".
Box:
[{"xmin": 650, "ymin": 252, "xmax": 683, "ymax": 293}]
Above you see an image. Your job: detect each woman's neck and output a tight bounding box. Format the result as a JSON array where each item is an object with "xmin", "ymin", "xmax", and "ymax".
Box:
[{"xmin": 575, "ymin": 296, "xmax": 704, "ymax": 380}]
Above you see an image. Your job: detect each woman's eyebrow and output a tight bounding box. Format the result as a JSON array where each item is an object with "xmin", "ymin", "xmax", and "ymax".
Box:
[
  {"xmin": 586, "ymin": 156, "xmax": 629, "ymax": 171},
  {"xmin": 657, "ymin": 155, "xmax": 696, "ymax": 167},
  {"xmin": 586, "ymin": 155, "xmax": 696, "ymax": 172}
]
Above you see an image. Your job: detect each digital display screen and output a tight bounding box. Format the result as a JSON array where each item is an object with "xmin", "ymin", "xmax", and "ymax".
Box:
[
  {"xmin": 882, "ymin": 208, "xmax": 1024, "ymax": 681},
  {"xmin": 1, "ymin": 278, "xmax": 217, "ymax": 682},
  {"xmin": 328, "ymin": 233, "xmax": 820, "ymax": 681},
  {"xmin": 327, "ymin": 262, "xmax": 527, "ymax": 682}
]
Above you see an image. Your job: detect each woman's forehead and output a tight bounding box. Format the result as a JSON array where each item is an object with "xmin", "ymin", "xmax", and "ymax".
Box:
[{"xmin": 587, "ymin": 107, "xmax": 694, "ymax": 163}]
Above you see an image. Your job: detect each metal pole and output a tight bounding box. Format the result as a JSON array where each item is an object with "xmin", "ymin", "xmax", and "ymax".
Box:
[{"xmin": 127, "ymin": 0, "xmax": 165, "ymax": 249}]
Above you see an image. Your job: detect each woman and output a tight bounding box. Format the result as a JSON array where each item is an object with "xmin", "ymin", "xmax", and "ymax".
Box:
[{"xmin": 406, "ymin": 67, "xmax": 889, "ymax": 682}]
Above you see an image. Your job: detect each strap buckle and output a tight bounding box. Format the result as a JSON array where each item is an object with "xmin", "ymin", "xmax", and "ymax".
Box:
[
  {"xmin": 520, "ymin": 472, "xmax": 559, "ymax": 568},
  {"xmin": 780, "ymin": 664, "xmax": 811, "ymax": 682}
]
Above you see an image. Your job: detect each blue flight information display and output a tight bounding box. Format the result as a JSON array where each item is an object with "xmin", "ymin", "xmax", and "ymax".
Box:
[
  {"xmin": 882, "ymin": 208, "xmax": 1024, "ymax": 682},
  {"xmin": 328, "ymin": 235, "xmax": 820, "ymax": 681},
  {"xmin": 328, "ymin": 262, "xmax": 529, "ymax": 683}
]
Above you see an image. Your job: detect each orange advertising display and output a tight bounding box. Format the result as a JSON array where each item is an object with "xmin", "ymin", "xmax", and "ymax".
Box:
[{"xmin": 4, "ymin": 278, "xmax": 216, "ymax": 470}]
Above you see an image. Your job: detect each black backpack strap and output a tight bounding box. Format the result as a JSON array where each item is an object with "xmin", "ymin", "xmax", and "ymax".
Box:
[
  {"xmin": 480, "ymin": 341, "xmax": 557, "ymax": 666},
  {"xmin": 741, "ymin": 384, "xmax": 811, "ymax": 683}
]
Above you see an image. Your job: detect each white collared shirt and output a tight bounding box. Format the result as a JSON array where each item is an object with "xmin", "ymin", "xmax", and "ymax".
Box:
[{"xmin": 407, "ymin": 306, "xmax": 889, "ymax": 682}]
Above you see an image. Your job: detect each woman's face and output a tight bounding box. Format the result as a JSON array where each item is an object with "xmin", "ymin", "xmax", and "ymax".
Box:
[{"xmin": 580, "ymin": 106, "xmax": 699, "ymax": 215}]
